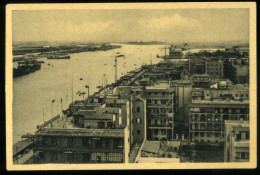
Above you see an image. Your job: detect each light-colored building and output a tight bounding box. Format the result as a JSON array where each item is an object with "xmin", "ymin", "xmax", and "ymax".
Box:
[
  {"xmin": 189, "ymin": 84, "xmax": 249, "ymax": 145},
  {"xmin": 224, "ymin": 120, "xmax": 249, "ymax": 162}
]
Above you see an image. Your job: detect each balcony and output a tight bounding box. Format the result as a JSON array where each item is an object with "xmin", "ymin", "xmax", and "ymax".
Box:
[{"xmin": 148, "ymin": 124, "xmax": 172, "ymax": 129}]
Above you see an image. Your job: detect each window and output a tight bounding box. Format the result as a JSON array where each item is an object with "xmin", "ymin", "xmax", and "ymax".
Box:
[
  {"xmin": 200, "ymin": 133, "xmax": 204, "ymax": 137},
  {"xmin": 207, "ymin": 94, "xmax": 209, "ymax": 97},
  {"xmin": 161, "ymin": 130, "xmax": 166, "ymax": 135},
  {"xmin": 107, "ymin": 122, "xmax": 113, "ymax": 128},
  {"xmin": 154, "ymin": 130, "xmax": 158, "ymax": 135},
  {"xmin": 66, "ymin": 154, "xmax": 73, "ymax": 163},
  {"xmin": 235, "ymin": 94, "xmax": 238, "ymax": 97},
  {"xmin": 246, "ymin": 94, "xmax": 248, "ymax": 97},
  {"xmin": 241, "ymin": 94, "xmax": 244, "ymax": 97},
  {"xmin": 82, "ymin": 138, "xmax": 90, "ymax": 148},
  {"xmin": 137, "ymin": 107, "xmax": 140, "ymax": 113},
  {"xmin": 137, "ymin": 130, "xmax": 141, "ymax": 135},
  {"xmin": 107, "ymin": 153, "xmax": 123, "ymax": 163},
  {"xmin": 67, "ymin": 138, "xmax": 73, "ymax": 148},
  {"xmin": 207, "ymin": 133, "xmax": 211, "ymax": 137},
  {"xmin": 51, "ymin": 152, "xmax": 58, "ymax": 162},
  {"xmin": 98, "ymin": 122, "xmax": 105, "ymax": 129},
  {"xmin": 51, "ymin": 137, "xmax": 57, "ymax": 147},
  {"xmin": 136, "ymin": 118, "xmax": 141, "ymax": 123},
  {"xmin": 83, "ymin": 153, "xmax": 90, "ymax": 163}
]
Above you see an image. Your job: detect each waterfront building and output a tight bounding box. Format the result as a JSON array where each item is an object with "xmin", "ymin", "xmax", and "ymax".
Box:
[
  {"xmin": 33, "ymin": 112, "xmax": 130, "ymax": 163},
  {"xmin": 224, "ymin": 120, "xmax": 249, "ymax": 162},
  {"xmin": 189, "ymin": 83, "xmax": 249, "ymax": 145},
  {"xmin": 145, "ymin": 82, "xmax": 175, "ymax": 141},
  {"xmin": 168, "ymin": 45, "xmax": 183, "ymax": 59}
]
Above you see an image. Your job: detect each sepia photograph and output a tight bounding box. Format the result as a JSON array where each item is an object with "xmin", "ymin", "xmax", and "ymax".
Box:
[{"xmin": 6, "ymin": 3, "xmax": 256, "ymax": 170}]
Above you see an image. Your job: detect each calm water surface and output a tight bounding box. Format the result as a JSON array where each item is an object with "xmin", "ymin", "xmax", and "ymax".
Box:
[{"xmin": 13, "ymin": 44, "xmax": 165, "ymax": 144}]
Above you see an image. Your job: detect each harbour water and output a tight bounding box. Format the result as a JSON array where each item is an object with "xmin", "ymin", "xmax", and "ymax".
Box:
[{"xmin": 12, "ymin": 44, "xmax": 165, "ymax": 144}]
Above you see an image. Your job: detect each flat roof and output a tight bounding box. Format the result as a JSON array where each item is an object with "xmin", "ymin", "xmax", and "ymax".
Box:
[{"xmin": 35, "ymin": 128, "xmax": 125, "ymax": 137}]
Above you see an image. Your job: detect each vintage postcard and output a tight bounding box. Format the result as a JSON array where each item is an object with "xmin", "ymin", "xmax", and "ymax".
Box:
[{"xmin": 6, "ymin": 2, "xmax": 256, "ymax": 170}]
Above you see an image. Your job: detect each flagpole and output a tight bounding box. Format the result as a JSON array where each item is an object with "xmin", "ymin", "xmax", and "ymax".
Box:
[
  {"xmin": 56, "ymin": 99, "xmax": 58, "ymax": 115},
  {"xmin": 72, "ymin": 78, "xmax": 74, "ymax": 103},
  {"xmin": 61, "ymin": 98, "xmax": 63, "ymax": 112},
  {"xmin": 43, "ymin": 104, "xmax": 44, "ymax": 122},
  {"xmin": 51, "ymin": 101, "xmax": 53, "ymax": 118}
]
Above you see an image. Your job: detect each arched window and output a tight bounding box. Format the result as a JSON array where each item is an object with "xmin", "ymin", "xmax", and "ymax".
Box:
[
  {"xmin": 200, "ymin": 115, "xmax": 205, "ymax": 122},
  {"xmin": 200, "ymin": 123, "xmax": 205, "ymax": 131}
]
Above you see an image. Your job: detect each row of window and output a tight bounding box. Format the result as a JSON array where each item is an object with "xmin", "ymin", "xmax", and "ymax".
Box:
[
  {"xmin": 43, "ymin": 152, "xmax": 123, "ymax": 163},
  {"xmin": 192, "ymin": 139, "xmax": 220, "ymax": 143},
  {"xmin": 207, "ymin": 72, "xmax": 222, "ymax": 75},
  {"xmin": 146, "ymin": 92, "xmax": 173, "ymax": 96},
  {"xmin": 207, "ymin": 68, "xmax": 222, "ymax": 71},
  {"xmin": 35, "ymin": 137, "xmax": 124, "ymax": 149},
  {"xmin": 207, "ymin": 63, "xmax": 222, "ymax": 67},
  {"xmin": 190, "ymin": 107, "xmax": 249, "ymax": 114},
  {"xmin": 147, "ymin": 99, "xmax": 172, "ymax": 104},
  {"xmin": 147, "ymin": 108, "xmax": 173, "ymax": 113},
  {"xmin": 191, "ymin": 132, "xmax": 224, "ymax": 138}
]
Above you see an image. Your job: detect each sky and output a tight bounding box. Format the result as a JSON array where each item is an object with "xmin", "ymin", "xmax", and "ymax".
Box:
[{"xmin": 12, "ymin": 9, "xmax": 249, "ymax": 43}]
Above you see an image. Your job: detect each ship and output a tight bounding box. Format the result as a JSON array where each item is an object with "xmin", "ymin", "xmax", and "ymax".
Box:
[
  {"xmin": 181, "ymin": 43, "xmax": 190, "ymax": 51},
  {"xmin": 47, "ymin": 54, "xmax": 70, "ymax": 59},
  {"xmin": 157, "ymin": 45, "xmax": 183, "ymax": 59},
  {"xmin": 13, "ymin": 60, "xmax": 41, "ymax": 77}
]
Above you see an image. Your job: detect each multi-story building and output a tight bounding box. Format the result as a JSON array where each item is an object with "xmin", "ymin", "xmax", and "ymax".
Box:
[
  {"xmin": 224, "ymin": 120, "xmax": 249, "ymax": 162},
  {"xmin": 205, "ymin": 59, "xmax": 224, "ymax": 79},
  {"xmin": 145, "ymin": 82, "xmax": 175, "ymax": 141},
  {"xmin": 132, "ymin": 97, "xmax": 146, "ymax": 143},
  {"xmin": 168, "ymin": 45, "xmax": 183, "ymax": 59},
  {"xmin": 33, "ymin": 111, "xmax": 130, "ymax": 163},
  {"xmin": 189, "ymin": 82, "xmax": 249, "ymax": 145},
  {"xmin": 189, "ymin": 57, "xmax": 206, "ymax": 74},
  {"xmin": 170, "ymin": 79, "xmax": 192, "ymax": 140},
  {"xmin": 191, "ymin": 74, "xmax": 211, "ymax": 88}
]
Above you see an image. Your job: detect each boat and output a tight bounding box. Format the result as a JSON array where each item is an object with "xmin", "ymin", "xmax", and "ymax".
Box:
[
  {"xmin": 13, "ymin": 60, "xmax": 41, "ymax": 78},
  {"xmin": 47, "ymin": 54, "xmax": 70, "ymax": 59},
  {"xmin": 80, "ymin": 78, "xmax": 83, "ymax": 80}
]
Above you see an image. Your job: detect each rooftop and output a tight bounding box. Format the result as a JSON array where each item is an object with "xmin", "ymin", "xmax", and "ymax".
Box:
[{"xmin": 35, "ymin": 127, "xmax": 125, "ymax": 137}]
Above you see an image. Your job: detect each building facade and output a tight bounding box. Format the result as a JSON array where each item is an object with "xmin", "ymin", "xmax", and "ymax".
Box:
[
  {"xmin": 224, "ymin": 120, "xmax": 249, "ymax": 162},
  {"xmin": 205, "ymin": 59, "xmax": 223, "ymax": 79},
  {"xmin": 189, "ymin": 84, "xmax": 249, "ymax": 145},
  {"xmin": 145, "ymin": 82, "xmax": 175, "ymax": 141}
]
